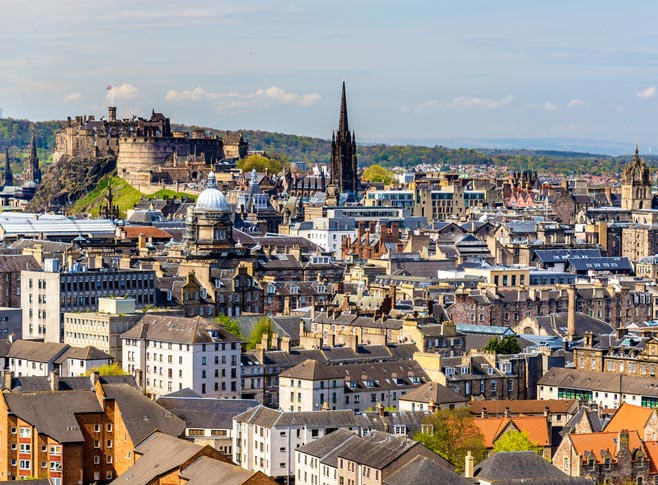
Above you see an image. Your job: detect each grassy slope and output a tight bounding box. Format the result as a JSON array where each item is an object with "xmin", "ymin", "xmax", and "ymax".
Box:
[{"xmin": 70, "ymin": 175, "xmax": 196, "ymax": 218}]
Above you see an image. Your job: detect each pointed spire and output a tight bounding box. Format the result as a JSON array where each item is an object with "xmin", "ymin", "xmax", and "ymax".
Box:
[
  {"xmin": 635, "ymin": 142, "xmax": 640, "ymax": 160},
  {"xmin": 29, "ymin": 132, "xmax": 37, "ymax": 164},
  {"xmin": 338, "ymin": 81, "xmax": 349, "ymax": 134},
  {"xmin": 3, "ymin": 148, "xmax": 12, "ymax": 187}
]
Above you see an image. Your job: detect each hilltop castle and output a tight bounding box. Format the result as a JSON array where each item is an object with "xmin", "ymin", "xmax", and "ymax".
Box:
[{"xmin": 54, "ymin": 107, "xmax": 248, "ymax": 191}]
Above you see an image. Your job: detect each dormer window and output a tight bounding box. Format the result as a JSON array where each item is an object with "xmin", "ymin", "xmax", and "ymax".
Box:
[
  {"xmin": 461, "ymin": 366, "xmax": 469, "ymax": 374},
  {"xmin": 268, "ymin": 284, "xmax": 276, "ymax": 295},
  {"xmin": 290, "ymin": 285, "xmax": 300, "ymax": 294},
  {"xmin": 365, "ymin": 379, "xmax": 376, "ymax": 388},
  {"xmin": 445, "ymin": 367, "xmax": 455, "ymax": 376},
  {"xmin": 410, "ymin": 376, "xmax": 421, "ymax": 384}
]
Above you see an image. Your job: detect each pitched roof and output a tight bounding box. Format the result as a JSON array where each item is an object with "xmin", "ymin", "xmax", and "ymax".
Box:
[
  {"xmin": 383, "ymin": 455, "xmax": 470, "ymax": 485},
  {"xmin": 101, "ymin": 383, "xmax": 186, "ymax": 444},
  {"xmin": 179, "ymin": 456, "xmax": 271, "ymax": 485},
  {"xmin": 473, "ymin": 451, "xmax": 591, "ymax": 483},
  {"xmin": 569, "ymin": 430, "xmax": 644, "ymax": 463},
  {"xmin": 4, "ymin": 390, "xmax": 102, "ymax": 443},
  {"xmin": 296, "ymin": 428, "xmax": 360, "ymax": 459},
  {"xmin": 8, "ymin": 340, "xmax": 69, "ymax": 363},
  {"xmin": 154, "ymin": 397, "xmax": 259, "ymax": 430},
  {"xmin": 279, "ymin": 359, "xmax": 340, "ymax": 380},
  {"xmin": 121, "ymin": 226, "xmax": 173, "ymax": 239},
  {"xmin": 121, "ymin": 315, "xmax": 240, "ymax": 344},
  {"xmin": 111, "ymin": 432, "xmax": 228, "ymax": 485},
  {"xmin": 469, "ymin": 399, "xmax": 579, "ymax": 417},
  {"xmin": 336, "ymin": 431, "xmax": 419, "ymax": 469},
  {"xmin": 55, "ymin": 345, "xmax": 113, "ymax": 364},
  {"xmin": 399, "ymin": 382, "xmax": 468, "ymax": 405},
  {"xmin": 473, "ymin": 416, "xmax": 550, "ymax": 448},
  {"xmin": 604, "ymin": 402, "xmax": 656, "ymax": 440}
]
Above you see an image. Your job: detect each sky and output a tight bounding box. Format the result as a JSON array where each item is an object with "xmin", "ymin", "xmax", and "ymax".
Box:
[{"xmin": 2, "ymin": 0, "xmax": 658, "ymax": 151}]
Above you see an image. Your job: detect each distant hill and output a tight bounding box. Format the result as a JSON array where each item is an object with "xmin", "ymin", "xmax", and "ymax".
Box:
[{"xmin": 0, "ymin": 118, "xmax": 651, "ymax": 182}]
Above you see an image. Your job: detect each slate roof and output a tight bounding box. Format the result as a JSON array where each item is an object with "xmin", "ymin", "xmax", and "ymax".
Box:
[
  {"xmin": 110, "ymin": 432, "xmax": 229, "ymax": 485},
  {"xmin": 568, "ymin": 257, "xmax": 633, "ymax": 272},
  {"xmin": 296, "ymin": 428, "xmax": 360, "ymax": 458},
  {"xmin": 336, "ymin": 431, "xmax": 418, "ymax": 469},
  {"xmin": 472, "ymin": 451, "xmax": 593, "ymax": 483},
  {"xmin": 54, "ymin": 345, "xmax": 113, "ymax": 364},
  {"xmin": 4, "ymin": 390, "xmax": 102, "ymax": 443},
  {"xmin": 0, "ymin": 253, "xmax": 41, "ymax": 272},
  {"xmin": 8, "ymin": 340, "xmax": 69, "ymax": 363},
  {"xmin": 531, "ymin": 312, "xmax": 614, "ymax": 339},
  {"xmin": 538, "ymin": 367, "xmax": 658, "ymax": 397},
  {"xmin": 121, "ymin": 315, "xmax": 240, "ymax": 344},
  {"xmin": 399, "ymin": 381, "xmax": 468, "ymax": 405},
  {"xmin": 469, "ymin": 399, "xmax": 579, "ymax": 417},
  {"xmin": 179, "ymin": 455, "xmax": 267, "ymax": 485},
  {"xmin": 534, "ymin": 249, "xmax": 602, "ymax": 264},
  {"xmin": 102, "ymin": 383, "xmax": 187, "ymax": 444},
  {"xmin": 155, "ymin": 396, "xmax": 259, "ymax": 430},
  {"xmin": 383, "ymin": 455, "xmax": 469, "ymax": 485}
]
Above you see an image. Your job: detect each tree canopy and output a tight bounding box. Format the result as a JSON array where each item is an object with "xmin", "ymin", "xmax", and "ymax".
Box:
[
  {"xmin": 414, "ymin": 407, "xmax": 487, "ymax": 473},
  {"xmin": 247, "ymin": 317, "xmax": 274, "ymax": 350},
  {"xmin": 216, "ymin": 315, "xmax": 243, "ymax": 339},
  {"xmin": 361, "ymin": 164, "xmax": 395, "ymax": 185},
  {"xmin": 85, "ymin": 363, "xmax": 128, "ymax": 376},
  {"xmin": 237, "ymin": 154, "xmax": 284, "ymax": 174},
  {"xmin": 483, "ymin": 335, "xmax": 521, "ymax": 354},
  {"xmin": 493, "ymin": 430, "xmax": 542, "ymax": 454}
]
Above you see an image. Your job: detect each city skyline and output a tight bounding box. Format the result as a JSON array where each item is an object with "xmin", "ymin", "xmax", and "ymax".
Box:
[{"xmin": 2, "ymin": 0, "xmax": 658, "ymax": 152}]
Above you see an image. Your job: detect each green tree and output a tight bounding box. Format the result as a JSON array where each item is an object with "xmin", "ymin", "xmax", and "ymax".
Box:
[
  {"xmin": 493, "ymin": 430, "xmax": 542, "ymax": 454},
  {"xmin": 483, "ymin": 335, "xmax": 521, "ymax": 354},
  {"xmin": 85, "ymin": 363, "xmax": 128, "ymax": 376},
  {"xmin": 237, "ymin": 154, "xmax": 284, "ymax": 174},
  {"xmin": 247, "ymin": 317, "xmax": 274, "ymax": 350},
  {"xmin": 361, "ymin": 164, "xmax": 395, "ymax": 185},
  {"xmin": 216, "ymin": 315, "xmax": 243, "ymax": 339},
  {"xmin": 414, "ymin": 407, "xmax": 487, "ymax": 473}
]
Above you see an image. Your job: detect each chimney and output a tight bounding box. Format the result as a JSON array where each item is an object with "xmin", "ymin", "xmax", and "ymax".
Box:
[
  {"xmin": 50, "ymin": 369, "xmax": 60, "ymax": 392},
  {"xmin": 261, "ymin": 333, "xmax": 270, "ymax": 350},
  {"xmin": 616, "ymin": 325, "xmax": 628, "ymax": 340},
  {"xmin": 89, "ymin": 370, "xmax": 99, "ymax": 389},
  {"xmin": 299, "ymin": 319, "xmax": 306, "ymax": 337},
  {"xmin": 567, "ymin": 285, "xmax": 577, "ymax": 341},
  {"xmin": 391, "ymin": 222, "xmax": 400, "ymax": 240},
  {"xmin": 358, "ymin": 221, "xmax": 365, "ymax": 240},
  {"xmin": 3, "ymin": 371, "xmax": 13, "ymax": 390},
  {"xmin": 369, "ymin": 220, "xmax": 376, "ymax": 233},
  {"xmin": 464, "ymin": 451, "xmax": 475, "ymax": 479},
  {"xmin": 584, "ymin": 331, "xmax": 593, "ymax": 348},
  {"xmin": 504, "ymin": 406, "xmax": 510, "ymax": 418},
  {"xmin": 376, "ymin": 401, "xmax": 385, "ymax": 417},
  {"xmin": 544, "ymin": 406, "xmax": 550, "ymax": 418},
  {"xmin": 481, "ymin": 407, "xmax": 487, "ymax": 418},
  {"xmin": 138, "ymin": 233, "xmax": 147, "ymax": 251},
  {"xmin": 389, "ymin": 282, "xmax": 396, "ymax": 310},
  {"xmin": 281, "ymin": 336, "xmax": 291, "ymax": 354}
]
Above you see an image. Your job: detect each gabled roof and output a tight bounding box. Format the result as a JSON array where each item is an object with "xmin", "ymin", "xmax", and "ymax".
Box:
[
  {"xmin": 569, "ymin": 430, "xmax": 644, "ymax": 463},
  {"xmin": 473, "ymin": 415, "xmax": 550, "ymax": 448},
  {"xmin": 336, "ymin": 431, "xmax": 419, "ymax": 469},
  {"xmin": 121, "ymin": 315, "xmax": 240, "ymax": 344},
  {"xmin": 179, "ymin": 455, "xmax": 271, "ymax": 485},
  {"xmin": 4, "ymin": 390, "xmax": 102, "ymax": 443},
  {"xmin": 469, "ymin": 399, "xmax": 579, "ymax": 417},
  {"xmin": 102, "ymin": 383, "xmax": 186, "ymax": 444},
  {"xmin": 399, "ymin": 382, "xmax": 468, "ymax": 405},
  {"xmin": 473, "ymin": 451, "xmax": 591, "ymax": 483},
  {"xmin": 383, "ymin": 455, "xmax": 469, "ymax": 485},
  {"xmin": 54, "ymin": 345, "xmax": 113, "ymax": 364},
  {"xmin": 605, "ymin": 402, "xmax": 656, "ymax": 440},
  {"xmin": 297, "ymin": 428, "xmax": 360, "ymax": 459},
  {"xmin": 155, "ymin": 396, "xmax": 259, "ymax": 430},
  {"xmin": 8, "ymin": 340, "xmax": 69, "ymax": 363}
]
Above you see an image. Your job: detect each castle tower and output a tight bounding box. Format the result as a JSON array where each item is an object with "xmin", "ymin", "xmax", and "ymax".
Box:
[
  {"xmin": 329, "ymin": 82, "xmax": 359, "ymax": 196},
  {"xmin": 2, "ymin": 148, "xmax": 12, "ymax": 187},
  {"xmin": 24, "ymin": 133, "xmax": 41, "ymax": 184},
  {"xmin": 621, "ymin": 144, "xmax": 653, "ymax": 210}
]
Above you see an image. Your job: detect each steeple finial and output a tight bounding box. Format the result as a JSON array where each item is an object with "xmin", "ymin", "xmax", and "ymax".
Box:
[{"xmin": 339, "ymin": 81, "xmax": 349, "ymax": 134}]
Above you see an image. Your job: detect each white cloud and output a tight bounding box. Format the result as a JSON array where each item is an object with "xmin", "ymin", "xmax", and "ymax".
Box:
[
  {"xmin": 637, "ymin": 86, "xmax": 656, "ymax": 99},
  {"xmin": 105, "ymin": 83, "xmax": 140, "ymax": 102},
  {"xmin": 63, "ymin": 92, "xmax": 81, "ymax": 102},
  {"xmin": 567, "ymin": 99, "xmax": 584, "ymax": 109},
  {"xmin": 165, "ymin": 86, "xmax": 321, "ymax": 108},
  {"xmin": 413, "ymin": 94, "xmax": 513, "ymax": 113},
  {"xmin": 543, "ymin": 102, "xmax": 558, "ymax": 111}
]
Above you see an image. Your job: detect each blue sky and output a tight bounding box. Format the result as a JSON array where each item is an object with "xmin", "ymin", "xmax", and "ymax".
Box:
[{"xmin": 2, "ymin": 0, "xmax": 658, "ymax": 150}]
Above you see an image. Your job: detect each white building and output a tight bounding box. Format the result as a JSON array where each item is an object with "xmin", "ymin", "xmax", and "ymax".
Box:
[
  {"xmin": 121, "ymin": 314, "xmax": 242, "ymax": 399},
  {"xmin": 288, "ymin": 218, "xmax": 356, "ymax": 260},
  {"xmin": 232, "ymin": 406, "xmax": 366, "ymax": 480},
  {"xmin": 7, "ymin": 339, "xmax": 112, "ymax": 377},
  {"xmin": 294, "ymin": 428, "xmax": 361, "ymax": 485}
]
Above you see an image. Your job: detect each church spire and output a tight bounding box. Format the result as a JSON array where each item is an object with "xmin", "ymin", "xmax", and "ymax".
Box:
[
  {"xmin": 25, "ymin": 132, "xmax": 41, "ymax": 184},
  {"xmin": 3, "ymin": 148, "xmax": 12, "ymax": 187},
  {"xmin": 339, "ymin": 81, "xmax": 349, "ymax": 134},
  {"xmin": 29, "ymin": 132, "xmax": 37, "ymax": 164}
]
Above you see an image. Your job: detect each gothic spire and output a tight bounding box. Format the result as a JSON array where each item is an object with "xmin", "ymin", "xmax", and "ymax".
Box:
[
  {"xmin": 3, "ymin": 148, "xmax": 12, "ymax": 187},
  {"xmin": 339, "ymin": 81, "xmax": 349, "ymax": 134},
  {"xmin": 29, "ymin": 132, "xmax": 37, "ymax": 164}
]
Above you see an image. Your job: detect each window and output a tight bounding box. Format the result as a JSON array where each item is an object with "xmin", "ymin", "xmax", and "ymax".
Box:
[
  {"xmin": 106, "ymin": 440, "xmax": 113, "ymax": 448},
  {"xmin": 107, "ymin": 423, "xmax": 113, "ymax": 432},
  {"xmin": 106, "ymin": 455, "xmax": 113, "ymax": 464},
  {"xmin": 19, "ymin": 459, "xmax": 30, "ymax": 470},
  {"xmin": 19, "ymin": 427, "xmax": 31, "ymax": 438},
  {"xmin": 94, "ymin": 456, "xmax": 100, "ymax": 465},
  {"xmin": 94, "ymin": 440, "xmax": 101, "ymax": 449},
  {"xmin": 94, "ymin": 424, "xmax": 101, "ymax": 433},
  {"xmin": 19, "ymin": 443, "xmax": 30, "ymax": 453},
  {"xmin": 49, "ymin": 461, "xmax": 62, "ymax": 472}
]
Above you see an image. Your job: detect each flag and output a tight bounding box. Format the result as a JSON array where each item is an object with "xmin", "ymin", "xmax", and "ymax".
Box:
[{"xmin": 106, "ymin": 85, "xmax": 112, "ymax": 91}]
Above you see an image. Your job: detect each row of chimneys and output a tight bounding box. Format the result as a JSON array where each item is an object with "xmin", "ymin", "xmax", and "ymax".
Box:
[
  {"xmin": 2, "ymin": 369, "xmax": 101, "ymax": 392},
  {"xmin": 479, "ymin": 406, "xmax": 551, "ymax": 419}
]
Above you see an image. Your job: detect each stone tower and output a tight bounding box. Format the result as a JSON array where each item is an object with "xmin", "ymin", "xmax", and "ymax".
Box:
[
  {"xmin": 24, "ymin": 133, "xmax": 41, "ymax": 184},
  {"xmin": 2, "ymin": 148, "xmax": 12, "ymax": 187},
  {"xmin": 621, "ymin": 144, "xmax": 653, "ymax": 210},
  {"xmin": 329, "ymin": 82, "xmax": 359, "ymax": 195}
]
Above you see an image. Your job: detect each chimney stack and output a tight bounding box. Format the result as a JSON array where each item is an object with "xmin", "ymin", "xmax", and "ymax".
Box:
[
  {"xmin": 3, "ymin": 371, "xmax": 13, "ymax": 390},
  {"xmin": 464, "ymin": 451, "xmax": 475, "ymax": 479},
  {"xmin": 50, "ymin": 369, "xmax": 60, "ymax": 392},
  {"xmin": 567, "ymin": 285, "xmax": 577, "ymax": 341}
]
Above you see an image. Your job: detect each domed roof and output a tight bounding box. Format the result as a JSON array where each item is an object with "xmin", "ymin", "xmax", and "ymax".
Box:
[{"xmin": 196, "ymin": 172, "xmax": 228, "ymax": 211}]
